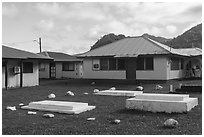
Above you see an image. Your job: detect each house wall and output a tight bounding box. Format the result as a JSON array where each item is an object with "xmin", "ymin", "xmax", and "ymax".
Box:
[
  {"xmin": 3, "ymin": 59, "xmax": 39, "ymax": 88},
  {"xmin": 82, "ymin": 58, "xmax": 126, "ymax": 79},
  {"xmin": 166, "ymin": 57, "xmax": 185, "ymax": 79},
  {"xmin": 136, "ymin": 56, "xmax": 168, "ymax": 80},
  {"xmin": 22, "ymin": 60, "xmax": 39, "ymax": 87},
  {"xmin": 56, "ymin": 62, "xmax": 81, "ymax": 79},
  {"xmin": 39, "ymin": 62, "xmax": 50, "ymax": 78},
  {"xmin": 2, "ymin": 66, "xmax": 5, "ymax": 88}
]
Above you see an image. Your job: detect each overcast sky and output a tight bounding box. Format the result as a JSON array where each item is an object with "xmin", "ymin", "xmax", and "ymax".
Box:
[{"xmin": 2, "ymin": 2, "xmax": 202, "ymax": 54}]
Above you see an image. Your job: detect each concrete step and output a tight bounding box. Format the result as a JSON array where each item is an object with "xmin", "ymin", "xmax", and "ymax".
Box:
[{"xmin": 134, "ymin": 93, "xmax": 189, "ymax": 101}]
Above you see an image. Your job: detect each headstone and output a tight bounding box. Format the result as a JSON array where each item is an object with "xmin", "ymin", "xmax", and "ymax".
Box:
[{"xmin": 169, "ymin": 85, "xmax": 173, "ymax": 92}]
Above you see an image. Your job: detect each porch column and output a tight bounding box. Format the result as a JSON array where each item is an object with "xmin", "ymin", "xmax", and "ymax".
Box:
[
  {"xmin": 5, "ymin": 60, "xmax": 8, "ymax": 90},
  {"xmin": 20, "ymin": 60, "xmax": 23, "ymax": 88}
]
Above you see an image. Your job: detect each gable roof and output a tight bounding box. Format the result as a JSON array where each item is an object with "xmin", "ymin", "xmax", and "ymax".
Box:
[
  {"xmin": 39, "ymin": 51, "xmax": 82, "ymax": 62},
  {"xmin": 2, "ymin": 45, "xmax": 53, "ymax": 60},
  {"xmin": 78, "ymin": 36, "xmax": 202, "ymax": 57}
]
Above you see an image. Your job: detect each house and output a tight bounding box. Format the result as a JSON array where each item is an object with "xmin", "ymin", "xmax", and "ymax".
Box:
[
  {"xmin": 78, "ymin": 36, "xmax": 202, "ymax": 80},
  {"xmin": 2, "ymin": 45, "xmax": 53, "ymax": 89},
  {"xmin": 38, "ymin": 52, "xmax": 83, "ymax": 79}
]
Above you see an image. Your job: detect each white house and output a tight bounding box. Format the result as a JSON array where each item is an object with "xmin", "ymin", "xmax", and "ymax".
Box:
[
  {"xmin": 78, "ymin": 36, "xmax": 202, "ymax": 80},
  {"xmin": 2, "ymin": 45, "xmax": 52, "ymax": 89},
  {"xmin": 38, "ymin": 52, "xmax": 83, "ymax": 79}
]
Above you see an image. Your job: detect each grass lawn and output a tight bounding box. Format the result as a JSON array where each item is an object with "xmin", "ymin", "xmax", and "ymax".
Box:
[{"xmin": 2, "ymin": 79, "xmax": 202, "ymax": 135}]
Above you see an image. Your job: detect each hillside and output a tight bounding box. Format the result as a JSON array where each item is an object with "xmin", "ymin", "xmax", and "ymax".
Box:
[
  {"xmin": 90, "ymin": 33, "xmax": 127, "ymax": 50},
  {"xmin": 165, "ymin": 24, "xmax": 202, "ymax": 49},
  {"xmin": 90, "ymin": 23, "xmax": 202, "ymax": 50}
]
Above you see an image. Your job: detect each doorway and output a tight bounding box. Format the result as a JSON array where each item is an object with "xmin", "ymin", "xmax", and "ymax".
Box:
[
  {"xmin": 50, "ymin": 62, "xmax": 56, "ymax": 78},
  {"xmin": 126, "ymin": 59, "xmax": 137, "ymax": 80}
]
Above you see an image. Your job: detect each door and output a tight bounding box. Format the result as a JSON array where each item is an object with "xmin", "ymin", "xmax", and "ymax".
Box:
[
  {"xmin": 126, "ymin": 59, "xmax": 137, "ymax": 80},
  {"xmin": 50, "ymin": 62, "xmax": 56, "ymax": 78}
]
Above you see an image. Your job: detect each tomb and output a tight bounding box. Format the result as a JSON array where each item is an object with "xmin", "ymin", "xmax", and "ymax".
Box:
[
  {"xmin": 21, "ymin": 100, "xmax": 96, "ymax": 114},
  {"xmin": 94, "ymin": 90, "xmax": 143, "ymax": 97},
  {"xmin": 126, "ymin": 93, "xmax": 198, "ymax": 113}
]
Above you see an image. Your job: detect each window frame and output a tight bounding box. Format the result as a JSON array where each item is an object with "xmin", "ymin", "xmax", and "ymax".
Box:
[
  {"xmin": 62, "ymin": 62, "xmax": 75, "ymax": 71},
  {"xmin": 23, "ymin": 62, "xmax": 33, "ymax": 73}
]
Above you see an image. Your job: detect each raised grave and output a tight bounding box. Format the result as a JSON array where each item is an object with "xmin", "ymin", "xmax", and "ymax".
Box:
[
  {"xmin": 126, "ymin": 93, "xmax": 198, "ymax": 113},
  {"xmin": 21, "ymin": 100, "xmax": 95, "ymax": 114},
  {"xmin": 94, "ymin": 90, "xmax": 143, "ymax": 97}
]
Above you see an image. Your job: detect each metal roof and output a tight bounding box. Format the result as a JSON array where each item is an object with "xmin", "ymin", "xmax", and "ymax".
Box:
[
  {"xmin": 78, "ymin": 36, "xmax": 202, "ymax": 57},
  {"xmin": 39, "ymin": 51, "xmax": 82, "ymax": 62},
  {"xmin": 2, "ymin": 45, "xmax": 53, "ymax": 60}
]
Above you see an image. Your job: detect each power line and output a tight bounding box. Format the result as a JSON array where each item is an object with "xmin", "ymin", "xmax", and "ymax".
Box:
[{"xmin": 3, "ymin": 40, "xmax": 36, "ymax": 45}]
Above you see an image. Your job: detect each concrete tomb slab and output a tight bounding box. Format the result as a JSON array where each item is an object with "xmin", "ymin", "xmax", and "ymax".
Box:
[
  {"xmin": 21, "ymin": 100, "xmax": 95, "ymax": 114},
  {"xmin": 126, "ymin": 93, "xmax": 198, "ymax": 113},
  {"xmin": 94, "ymin": 90, "xmax": 143, "ymax": 97}
]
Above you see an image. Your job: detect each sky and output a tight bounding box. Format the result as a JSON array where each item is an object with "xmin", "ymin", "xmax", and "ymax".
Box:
[{"xmin": 2, "ymin": 2, "xmax": 202, "ymax": 55}]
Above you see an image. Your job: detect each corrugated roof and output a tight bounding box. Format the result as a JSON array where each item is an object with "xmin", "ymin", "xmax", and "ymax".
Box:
[
  {"xmin": 2, "ymin": 45, "xmax": 53, "ymax": 60},
  {"xmin": 78, "ymin": 36, "xmax": 202, "ymax": 57},
  {"xmin": 39, "ymin": 51, "xmax": 82, "ymax": 62}
]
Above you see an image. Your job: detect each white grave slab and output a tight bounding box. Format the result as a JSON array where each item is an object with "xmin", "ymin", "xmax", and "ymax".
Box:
[
  {"xmin": 21, "ymin": 100, "xmax": 95, "ymax": 114},
  {"xmin": 126, "ymin": 93, "xmax": 198, "ymax": 113},
  {"xmin": 94, "ymin": 90, "xmax": 143, "ymax": 97}
]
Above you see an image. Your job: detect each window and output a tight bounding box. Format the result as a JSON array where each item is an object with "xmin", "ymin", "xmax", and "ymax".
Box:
[
  {"xmin": 100, "ymin": 59, "xmax": 108, "ymax": 70},
  {"xmin": 180, "ymin": 59, "xmax": 184, "ymax": 70},
  {"xmin": 109, "ymin": 58, "xmax": 116, "ymax": 70},
  {"xmin": 136, "ymin": 57, "xmax": 144, "ymax": 70},
  {"xmin": 39, "ymin": 63, "xmax": 45, "ymax": 71},
  {"xmin": 171, "ymin": 57, "xmax": 180, "ymax": 70},
  {"xmin": 92, "ymin": 59, "xmax": 100, "ymax": 70},
  {"xmin": 23, "ymin": 62, "xmax": 33, "ymax": 73},
  {"xmin": 117, "ymin": 59, "xmax": 126, "ymax": 70},
  {"xmin": 62, "ymin": 62, "xmax": 75, "ymax": 71},
  {"xmin": 145, "ymin": 57, "xmax": 154, "ymax": 70},
  {"xmin": 136, "ymin": 57, "xmax": 154, "ymax": 70}
]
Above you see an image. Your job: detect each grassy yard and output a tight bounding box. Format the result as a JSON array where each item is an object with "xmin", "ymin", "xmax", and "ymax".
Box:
[{"xmin": 2, "ymin": 79, "xmax": 202, "ymax": 135}]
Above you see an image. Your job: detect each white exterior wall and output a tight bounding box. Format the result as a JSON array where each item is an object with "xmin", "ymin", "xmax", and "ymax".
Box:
[
  {"xmin": 166, "ymin": 57, "xmax": 185, "ymax": 79},
  {"xmin": 39, "ymin": 62, "xmax": 50, "ymax": 78},
  {"xmin": 2, "ymin": 67, "xmax": 5, "ymax": 88},
  {"xmin": 56, "ymin": 62, "xmax": 81, "ymax": 79},
  {"xmin": 4, "ymin": 59, "xmax": 39, "ymax": 88},
  {"xmin": 7, "ymin": 60, "xmax": 21, "ymax": 88},
  {"xmin": 23, "ymin": 60, "xmax": 39, "ymax": 87},
  {"xmin": 82, "ymin": 58, "xmax": 126, "ymax": 79},
  {"xmin": 136, "ymin": 56, "xmax": 168, "ymax": 80}
]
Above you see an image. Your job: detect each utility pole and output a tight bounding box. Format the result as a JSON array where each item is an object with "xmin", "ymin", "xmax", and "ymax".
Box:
[
  {"xmin": 34, "ymin": 37, "xmax": 42, "ymax": 53},
  {"xmin": 39, "ymin": 37, "xmax": 42, "ymax": 53}
]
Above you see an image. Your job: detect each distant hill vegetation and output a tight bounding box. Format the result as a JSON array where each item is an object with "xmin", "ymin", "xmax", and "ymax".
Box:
[
  {"xmin": 90, "ymin": 33, "xmax": 127, "ymax": 50},
  {"xmin": 90, "ymin": 23, "xmax": 202, "ymax": 50}
]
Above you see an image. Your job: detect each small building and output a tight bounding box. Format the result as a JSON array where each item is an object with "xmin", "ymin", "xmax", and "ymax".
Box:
[
  {"xmin": 2, "ymin": 45, "xmax": 52, "ymax": 89},
  {"xmin": 78, "ymin": 36, "xmax": 202, "ymax": 80},
  {"xmin": 38, "ymin": 52, "xmax": 83, "ymax": 79}
]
